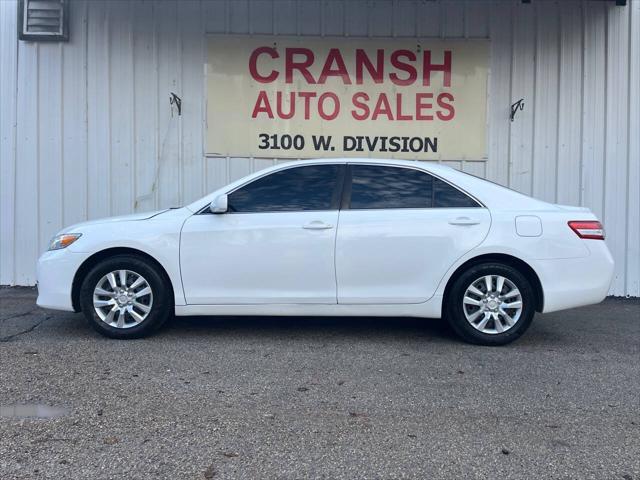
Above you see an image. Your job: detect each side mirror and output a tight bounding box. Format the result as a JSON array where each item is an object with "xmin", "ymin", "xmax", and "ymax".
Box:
[{"xmin": 209, "ymin": 194, "xmax": 228, "ymax": 214}]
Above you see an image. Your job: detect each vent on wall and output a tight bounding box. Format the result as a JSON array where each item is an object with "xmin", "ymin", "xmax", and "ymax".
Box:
[{"xmin": 18, "ymin": 0, "xmax": 69, "ymax": 41}]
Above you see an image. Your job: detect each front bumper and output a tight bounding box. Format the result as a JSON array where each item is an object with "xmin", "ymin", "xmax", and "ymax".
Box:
[{"xmin": 36, "ymin": 249, "xmax": 91, "ymax": 312}]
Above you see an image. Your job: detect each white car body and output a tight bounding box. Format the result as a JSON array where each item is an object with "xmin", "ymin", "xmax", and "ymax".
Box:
[{"xmin": 36, "ymin": 159, "xmax": 614, "ymax": 320}]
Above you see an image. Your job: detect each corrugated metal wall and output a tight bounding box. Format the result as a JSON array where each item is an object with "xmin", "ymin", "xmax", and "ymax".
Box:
[{"xmin": 1, "ymin": 0, "xmax": 638, "ymax": 296}]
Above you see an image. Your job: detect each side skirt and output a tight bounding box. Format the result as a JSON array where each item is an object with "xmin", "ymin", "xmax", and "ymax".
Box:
[{"xmin": 175, "ymin": 295, "xmax": 443, "ymax": 318}]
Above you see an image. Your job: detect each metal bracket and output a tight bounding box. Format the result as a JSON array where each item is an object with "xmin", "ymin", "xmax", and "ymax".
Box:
[
  {"xmin": 170, "ymin": 92, "xmax": 182, "ymax": 116},
  {"xmin": 510, "ymin": 99, "xmax": 524, "ymax": 122}
]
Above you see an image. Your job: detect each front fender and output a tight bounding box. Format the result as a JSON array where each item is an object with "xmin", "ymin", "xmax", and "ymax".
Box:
[{"xmin": 67, "ymin": 209, "xmax": 191, "ymax": 306}]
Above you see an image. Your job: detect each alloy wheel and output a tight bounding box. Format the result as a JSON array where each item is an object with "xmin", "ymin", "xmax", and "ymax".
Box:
[
  {"xmin": 462, "ymin": 275, "xmax": 523, "ymax": 334},
  {"xmin": 92, "ymin": 269, "xmax": 153, "ymax": 329}
]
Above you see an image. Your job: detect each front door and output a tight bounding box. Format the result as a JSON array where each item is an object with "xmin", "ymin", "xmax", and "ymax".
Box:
[{"xmin": 180, "ymin": 164, "xmax": 344, "ymax": 304}]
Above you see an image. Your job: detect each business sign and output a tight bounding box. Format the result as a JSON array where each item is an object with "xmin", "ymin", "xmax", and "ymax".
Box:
[{"xmin": 206, "ymin": 36, "xmax": 488, "ymax": 160}]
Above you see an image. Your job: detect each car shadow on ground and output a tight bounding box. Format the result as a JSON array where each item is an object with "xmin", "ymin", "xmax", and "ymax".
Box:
[
  {"xmin": 0, "ymin": 286, "xmax": 584, "ymax": 347},
  {"xmin": 163, "ymin": 314, "xmax": 458, "ymax": 343},
  {"xmin": 158, "ymin": 314, "xmax": 569, "ymax": 348}
]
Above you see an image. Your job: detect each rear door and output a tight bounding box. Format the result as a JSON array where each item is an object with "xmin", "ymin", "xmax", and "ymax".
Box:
[{"xmin": 335, "ymin": 164, "xmax": 490, "ymax": 304}]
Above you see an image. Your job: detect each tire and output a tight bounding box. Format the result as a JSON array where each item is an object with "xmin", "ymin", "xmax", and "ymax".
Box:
[
  {"xmin": 79, "ymin": 254, "xmax": 173, "ymax": 339},
  {"xmin": 445, "ymin": 262, "xmax": 536, "ymax": 346}
]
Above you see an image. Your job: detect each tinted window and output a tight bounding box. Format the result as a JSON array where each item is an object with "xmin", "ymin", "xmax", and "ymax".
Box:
[
  {"xmin": 349, "ymin": 165, "xmax": 433, "ymax": 209},
  {"xmin": 228, "ymin": 165, "xmax": 340, "ymax": 212},
  {"xmin": 433, "ymin": 178, "xmax": 479, "ymax": 208}
]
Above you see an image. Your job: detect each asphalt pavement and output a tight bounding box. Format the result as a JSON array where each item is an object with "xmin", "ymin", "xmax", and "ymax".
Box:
[{"xmin": 1, "ymin": 287, "xmax": 639, "ymax": 480}]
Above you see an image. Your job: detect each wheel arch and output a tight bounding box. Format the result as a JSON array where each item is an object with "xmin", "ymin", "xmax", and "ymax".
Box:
[
  {"xmin": 442, "ymin": 253, "xmax": 544, "ymax": 314},
  {"xmin": 71, "ymin": 247, "xmax": 175, "ymax": 312}
]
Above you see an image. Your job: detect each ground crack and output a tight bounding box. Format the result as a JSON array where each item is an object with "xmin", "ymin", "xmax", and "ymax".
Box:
[
  {"xmin": 0, "ymin": 315, "xmax": 49, "ymax": 342},
  {"xmin": 0, "ymin": 309, "xmax": 40, "ymax": 322}
]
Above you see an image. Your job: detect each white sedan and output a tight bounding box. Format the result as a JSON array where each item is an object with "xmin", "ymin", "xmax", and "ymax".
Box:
[{"xmin": 37, "ymin": 159, "xmax": 614, "ymax": 345}]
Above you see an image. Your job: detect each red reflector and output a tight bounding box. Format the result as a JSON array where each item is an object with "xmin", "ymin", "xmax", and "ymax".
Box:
[{"xmin": 568, "ymin": 221, "xmax": 605, "ymax": 240}]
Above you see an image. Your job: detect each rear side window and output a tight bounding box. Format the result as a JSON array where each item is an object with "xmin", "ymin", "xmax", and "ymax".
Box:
[
  {"xmin": 347, "ymin": 165, "xmax": 479, "ymax": 209},
  {"xmin": 228, "ymin": 164, "xmax": 340, "ymax": 212},
  {"xmin": 433, "ymin": 178, "xmax": 480, "ymax": 208},
  {"xmin": 349, "ymin": 165, "xmax": 433, "ymax": 209}
]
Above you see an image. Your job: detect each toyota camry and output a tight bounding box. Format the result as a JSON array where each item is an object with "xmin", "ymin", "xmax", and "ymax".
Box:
[{"xmin": 36, "ymin": 159, "xmax": 614, "ymax": 345}]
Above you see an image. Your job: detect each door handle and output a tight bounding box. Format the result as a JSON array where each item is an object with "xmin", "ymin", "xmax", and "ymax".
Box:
[
  {"xmin": 449, "ymin": 217, "xmax": 481, "ymax": 226},
  {"xmin": 303, "ymin": 221, "xmax": 334, "ymax": 230}
]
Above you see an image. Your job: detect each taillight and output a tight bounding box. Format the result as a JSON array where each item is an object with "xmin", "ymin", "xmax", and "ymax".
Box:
[{"xmin": 568, "ymin": 221, "xmax": 605, "ymax": 240}]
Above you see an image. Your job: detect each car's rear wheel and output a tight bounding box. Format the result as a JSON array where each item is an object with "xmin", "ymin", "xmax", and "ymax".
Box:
[
  {"xmin": 445, "ymin": 262, "xmax": 535, "ymax": 346},
  {"xmin": 79, "ymin": 254, "xmax": 173, "ymax": 339}
]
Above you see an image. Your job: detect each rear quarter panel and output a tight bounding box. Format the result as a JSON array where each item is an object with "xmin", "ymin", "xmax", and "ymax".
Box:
[{"xmin": 433, "ymin": 207, "xmax": 613, "ymax": 313}]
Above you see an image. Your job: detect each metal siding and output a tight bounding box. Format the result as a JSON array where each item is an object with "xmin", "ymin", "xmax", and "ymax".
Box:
[
  {"xmin": 132, "ymin": 0, "xmax": 157, "ymax": 213},
  {"xmin": 556, "ymin": 1, "xmax": 583, "ymax": 207},
  {"xmin": 322, "ymin": 1, "xmax": 344, "ymax": 37},
  {"xmin": 531, "ymin": 0, "xmax": 559, "ymax": 203},
  {"xmin": 604, "ymin": 5, "xmax": 630, "ymax": 295},
  {"xmin": 180, "ymin": 0, "xmax": 206, "ymax": 206},
  {"xmin": 393, "ymin": 0, "xmax": 416, "ymax": 38},
  {"xmin": 486, "ymin": 0, "xmax": 512, "ymax": 187},
  {"xmin": 249, "ymin": 1, "xmax": 274, "ymax": 36},
  {"xmin": 509, "ymin": 5, "xmax": 536, "ymax": 196},
  {"xmin": 0, "ymin": 0, "xmax": 19, "ymax": 285},
  {"xmin": 442, "ymin": 0, "xmax": 465, "ymax": 38},
  {"xmin": 627, "ymin": 0, "xmax": 640, "ymax": 297},
  {"xmin": 346, "ymin": 0, "xmax": 369, "ymax": 37},
  {"xmin": 109, "ymin": 0, "xmax": 135, "ymax": 216},
  {"xmin": 582, "ymin": 1, "xmax": 607, "ymax": 223},
  {"xmin": 14, "ymin": 40, "xmax": 40, "ymax": 285},
  {"xmin": 416, "ymin": 0, "xmax": 442, "ymax": 37},
  {"xmin": 156, "ymin": 0, "xmax": 182, "ymax": 209},
  {"xmin": 464, "ymin": 0, "xmax": 489, "ymax": 39},
  {"xmin": 369, "ymin": 1, "xmax": 393, "ymax": 37},
  {"xmin": 0, "ymin": 0, "xmax": 638, "ymax": 297},
  {"xmin": 62, "ymin": 0, "xmax": 88, "ymax": 228},
  {"xmin": 298, "ymin": 0, "xmax": 322, "ymax": 36},
  {"xmin": 86, "ymin": 0, "xmax": 111, "ymax": 221},
  {"xmin": 37, "ymin": 41, "xmax": 64, "ymax": 251}
]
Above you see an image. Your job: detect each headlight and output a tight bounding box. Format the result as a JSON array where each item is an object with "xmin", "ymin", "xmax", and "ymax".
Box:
[{"xmin": 48, "ymin": 233, "xmax": 82, "ymax": 251}]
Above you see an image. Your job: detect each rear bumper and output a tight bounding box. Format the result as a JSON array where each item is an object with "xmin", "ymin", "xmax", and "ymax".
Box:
[
  {"xmin": 537, "ymin": 240, "xmax": 614, "ymax": 313},
  {"xmin": 36, "ymin": 249, "xmax": 90, "ymax": 312}
]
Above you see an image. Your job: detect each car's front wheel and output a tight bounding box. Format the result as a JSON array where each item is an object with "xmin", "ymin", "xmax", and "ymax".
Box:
[
  {"xmin": 79, "ymin": 254, "xmax": 173, "ymax": 339},
  {"xmin": 445, "ymin": 262, "xmax": 536, "ymax": 346}
]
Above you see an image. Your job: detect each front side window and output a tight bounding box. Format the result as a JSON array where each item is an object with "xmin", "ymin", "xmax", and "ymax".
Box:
[
  {"xmin": 348, "ymin": 165, "xmax": 479, "ymax": 209},
  {"xmin": 228, "ymin": 164, "xmax": 341, "ymax": 213}
]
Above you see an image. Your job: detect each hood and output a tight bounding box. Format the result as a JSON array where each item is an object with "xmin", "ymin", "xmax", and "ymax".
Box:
[{"xmin": 61, "ymin": 209, "xmax": 172, "ymax": 233}]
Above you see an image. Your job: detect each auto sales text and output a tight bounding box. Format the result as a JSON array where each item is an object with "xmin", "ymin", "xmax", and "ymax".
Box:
[{"xmin": 248, "ymin": 46, "xmax": 455, "ymax": 122}]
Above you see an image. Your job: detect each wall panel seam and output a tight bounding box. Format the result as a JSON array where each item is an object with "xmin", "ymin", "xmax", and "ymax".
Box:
[
  {"xmin": 578, "ymin": 0, "xmax": 585, "ymax": 206},
  {"xmin": 153, "ymin": 1, "xmax": 159, "ymax": 210},
  {"xmin": 131, "ymin": 0, "xmax": 137, "ymax": 212},
  {"xmin": 601, "ymin": 5, "xmax": 608, "ymax": 225},
  {"xmin": 178, "ymin": 0, "xmax": 184, "ymax": 206},
  {"xmin": 623, "ymin": 3, "xmax": 632, "ymax": 294},
  {"xmin": 507, "ymin": 1, "xmax": 514, "ymax": 188},
  {"xmin": 59, "ymin": 42, "xmax": 64, "ymax": 228},
  {"xmin": 529, "ymin": 2, "xmax": 537, "ymax": 197},
  {"xmin": 554, "ymin": 2, "xmax": 562, "ymax": 203},
  {"xmin": 36, "ymin": 43, "xmax": 41, "ymax": 264},
  {"xmin": 13, "ymin": 4, "xmax": 20, "ymax": 284},
  {"xmin": 107, "ymin": 3, "xmax": 112, "ymax": 217},
  {"xmin": 84, "ymin": 0, "xmax": 89, "ymax": 223}
]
